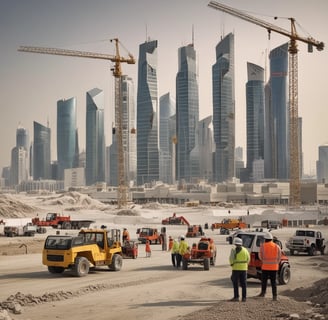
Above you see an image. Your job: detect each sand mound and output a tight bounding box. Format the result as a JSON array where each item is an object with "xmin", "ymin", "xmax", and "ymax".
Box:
[{"xmin": 0, "ymin": 194, "xmax": 37, "ymax": 218}]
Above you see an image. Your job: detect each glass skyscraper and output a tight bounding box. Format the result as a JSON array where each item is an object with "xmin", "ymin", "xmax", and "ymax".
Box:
[
  {"xmin": 268, "ymin": 42, "xmax": 289, "ymax": 180},
  {"xmin": 33, "ymin": 121, "xmax": 51, "ymax": 180},
  {"xmin": 159, "ymin": 92, "xmax": 175, "ymax": 184},
  {"xmin": 246, "ymin": 62, "xmax": 265, "ymax": 182},
  {"xmin": 57, "ymin": 97, "xmax": 77, "ymax": 180},
  {"xmin": 317, "ymin": 144, "xmax": 328, "ymax": 183},
  {"xmin": 176, "ymin": 44, "xmax": 200, "ymax": 183},
  {"xmin": 199, "ymin": 116, "xmax": 213, "ymax": 182},
  {"xmin": 212, "ymin": 33, "xmax": 235, "ymax": 182},
  {"xmin": 86, "ymin": 88, "xmax": 105, "ymax": 185},
  {"xmin": 137, "ymin": 40, "xmax": 159, "ymax": 186}
]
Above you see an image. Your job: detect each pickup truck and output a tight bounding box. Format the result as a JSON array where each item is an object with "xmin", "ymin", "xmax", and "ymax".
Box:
[
  {"xmin": 4, "ymin": 223, "xmax": 37, "ymax": 237},
  {"xmin": 286, "ymin": 229, "xmax": 325, "ymax": 256}
]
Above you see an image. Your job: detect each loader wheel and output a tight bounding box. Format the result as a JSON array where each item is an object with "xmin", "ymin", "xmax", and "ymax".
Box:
[
  {"xmin": 48, "ymin": 266, "xmax": 65, "ymax": 274},
  {"xmin": 278, "ymin": 264, "xmax": 291, "ymax": 285},
  {"xmin": 62, "ymin": 222, "xmax": 72, "ymax": 230},
  {"xmin": 204, "ymin": 258, "xmax": 210, "ymax": 271},
  {"xmin": 109, "ymin": 254, "xmax": 123, "ymax": 271},
  {"xmin": 73, "ymin": 257, "xmax": 90, "ymax": 277}
]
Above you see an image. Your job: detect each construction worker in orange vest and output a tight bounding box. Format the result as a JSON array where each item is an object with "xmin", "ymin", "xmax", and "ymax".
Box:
[{"xmin": 257, "ymin": 232, "xmax": 281, "ymax": 301}]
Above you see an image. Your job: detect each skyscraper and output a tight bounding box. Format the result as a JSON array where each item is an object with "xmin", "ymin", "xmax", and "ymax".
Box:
[
  {"xmin": 176, "ymin": 44, "xmax": 200, "ymax": 183},
  {"xmin": 86, "ymin": 88, "xmax": 105, "ymax": 185},
  {"xmin": 199, "ymin": 116, "xmax": 214, "ymax": 182},
  {"xmin": 212, "ymin": 33, "xmax": 235, "ymax": 182},
  {"xmin": 268, "ymin": 42, "xmax": 289, "ymax": 180},
  {"xmin": 122, "ymin": 75, "xmax": 136, "ymax": 185},
  {"xmin": 317, "ymin": 144, "xmax": 328, "ymax": 183},
  {"xmin": 57, "ymin": 97, "xmax": 77, "ymax": 180},
  {"xmin": 246, "ymin": 62, "xmax": 265, "ymax": 182},
  {"xmin": 33, "ymin": 121, "xmax": 51, "ymax": 180},
  {"xmin": 159, "ymin": 92, "xmax": 175, "ymax": 184},
  {"xmin": 137, "ymin": 39, "xmax": 159, "ymax": 186}
]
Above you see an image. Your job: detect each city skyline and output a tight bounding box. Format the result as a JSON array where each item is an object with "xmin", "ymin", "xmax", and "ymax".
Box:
[{"xmin": 1, "ymin": 0, "xmax": 327, "ymax": 176}]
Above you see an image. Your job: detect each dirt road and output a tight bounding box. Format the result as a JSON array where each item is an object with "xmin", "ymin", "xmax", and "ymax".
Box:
[{"xmin": 1, "ymin": 228, "xmax": 328, "ymax": 320}]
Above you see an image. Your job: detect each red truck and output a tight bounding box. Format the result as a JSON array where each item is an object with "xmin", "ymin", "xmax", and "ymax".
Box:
[{"xmin": 32, "ymin": 212, "xmax": 94, "ymax": 230}]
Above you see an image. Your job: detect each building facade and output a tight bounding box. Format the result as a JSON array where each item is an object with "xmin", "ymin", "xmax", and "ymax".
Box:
[
  {"xmin": 246, "ymin": 62, "xmax": 265, "ymax": 182},
  {"xmin": 136, "ymin": 39, "xmax": 159, "ymax": 185},
  {"xmin": 57, "ymin": 97, "xmax": 78, "ymax": 180},
  {"xmin": 33, "ymin": 121, "xmax": 51, "ymax": 180},
  {"xmin": 212, "ymin": 33, "xmax": 235, "ymax": 182},
  {"xmin": 86, "ymin": 88, "xmax": 105, "ymax": 185},
  {"xmin": 268, "ymin": 42, "xmax": 289, "ymax": 180},
  {"xmin": 199, "ymin": 116, "xmax": 214, "ymax": 182},
  {"xmin": 159, "ymin": 92, "xmax": 175, "ymax": 184},
  {"xmin": 317, "ymin": 144, "xmax": 328, "ymax": 183},
  {"xmin": 176, "ymin": 44, "xmax": 200, "ymax": 183}
]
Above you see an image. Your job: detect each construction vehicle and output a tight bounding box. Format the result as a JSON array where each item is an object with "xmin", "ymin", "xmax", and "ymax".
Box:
[
  {"xmin": 4, "ymin": 223, "xmax": 37, "ymax": 237},
  {"xmin": 235, "ymin": 230, "xmax": 291, "ymax": 284},
  {"xmin": 122, "ymin": 240, "xmax": 138, "ymax": 259},
  {"xmin": 162, "ymin": 213, "xmax": 190, "ymax": 226},
  {"xmin": 208, "ymin": 1, "xmax": 324, "ymax": 207},
  {"xmin": 42, "ymin": 228, "xmax": 123, "ymax": 277},
  {"xmin": 182, "ymin": 237, "xmax": 217, "ymax": 271},
  {"xmin": 211, "ymin": 218, "xmax": 247, "ymax": 231},
  {"xmin": 18, "ymin": 38, "xmax": 135, "ymax": 209},
  {"xmin": 137, "ymin": 228, "xmax": 161, "ymax": 244},
  {"xmin": 186, "ymin": 225, "xmax": 204, "ymax": 238},
  {"xmin": 286, "ymin": 229, "xmax": 325, "ymax": 256},
  {"xmin": 32, "ymin": 212, "xmax": 94, "ymax": 230}
]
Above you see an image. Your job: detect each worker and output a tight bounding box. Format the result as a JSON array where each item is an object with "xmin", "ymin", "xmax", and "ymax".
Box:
[
  {"xmin": 145, "ymin": 240, "xmax": 151, "ymax": 257},
  {"xmin": 168, "ymin": 236, "xmax": 174, "ymax": 251},
  {"xmin": 170, "ymin": 238, "xmax": 179, "ymax": 267},
  {"xmin": 176, "ymin": 235, "xmax": 189, "ymax": 268},
  {"xmin": 257, "ymin": 232, "xmax": 281, "ymax": 301},
  {"xmin": 229, "ymin": 237, "xmax": 250, "ymax": 302},
  {"xmin": 122, "ymin": 228, "xmax": 130, "ymax": 243}
]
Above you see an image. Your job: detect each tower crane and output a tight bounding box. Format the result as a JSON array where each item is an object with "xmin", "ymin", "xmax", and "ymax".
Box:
[
  {"xmin": 18, "ymin": 38, "xmax": 135, "ymax": 208},
  {"xmin": 208, "ymin": 1, "xmax": 324, "ymax": 207}
]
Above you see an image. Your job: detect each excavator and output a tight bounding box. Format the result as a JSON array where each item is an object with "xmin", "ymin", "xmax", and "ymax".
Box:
[{"xmin": 161, "ymin": 213, "xmax": 190, "ymax": 226}]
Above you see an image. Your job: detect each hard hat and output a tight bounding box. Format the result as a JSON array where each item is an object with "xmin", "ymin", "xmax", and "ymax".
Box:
[
  {"xmin": 180, "ymin": 235, "xmax": 185, "ymax": 240},
  {"xmin": 264, "ymin": 232, "xmax": 273, "ymax": 240},
  {"xmin": 233, "ymin": 237, "xmax": 243, "ymax": 245}
]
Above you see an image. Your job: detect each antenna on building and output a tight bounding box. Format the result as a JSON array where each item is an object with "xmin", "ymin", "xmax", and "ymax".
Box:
[
  {"xmin": 192, "ymin": 24, "xmax": 194, "ymax": 46},
  {"xmin": 47, "ymin": 116, "xmax": 49, "ymax": 128}
]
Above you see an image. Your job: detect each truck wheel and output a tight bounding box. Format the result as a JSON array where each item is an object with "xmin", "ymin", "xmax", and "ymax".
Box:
[
  {"xmin": 182, "ymin": 259, "xmax": 188, "ymax": 270},
  {"xmin": 48, "ymin": 266, "xmax": 65, "ymax": 274},
  {"xmin": 109, "ymin": 254, "xmax": 123, "ymax": 271},
  {"xmin": 308, "ymin": 245, "xmax": 315, "ymax": 256},
  {"xmin": 73, "ymin": 257, "xmax": 90, "ymax": 277},
  {"xmin": 204, "ymin": 258, "xmax": 210, "ymax": 271},
  {"xmin": 278, "ymin": 264, "xmax": 291, "ymax": 285}
]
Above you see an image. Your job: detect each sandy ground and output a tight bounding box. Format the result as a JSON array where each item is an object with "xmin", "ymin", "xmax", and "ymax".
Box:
[{"xmin": 0, "ymin": 193, "xmax": 328, "ymax": 320}]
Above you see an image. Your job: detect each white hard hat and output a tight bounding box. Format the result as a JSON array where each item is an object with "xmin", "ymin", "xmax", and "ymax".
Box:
[
  {"xmin": 264, "ymin": 232, "xmax": 273, "ymax": 240},
  {"xmin": 180, "ymin": 235, "xmax": 185, "ymax": 240},
  {"xmin": 233, "ymin": 237, "xmax": 243, "ymax": 245}
]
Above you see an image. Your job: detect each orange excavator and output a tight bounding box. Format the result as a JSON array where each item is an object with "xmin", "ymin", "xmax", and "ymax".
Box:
[{"xmin": 162, "ymin": 213, "xmax": 190, "ymax": 226}]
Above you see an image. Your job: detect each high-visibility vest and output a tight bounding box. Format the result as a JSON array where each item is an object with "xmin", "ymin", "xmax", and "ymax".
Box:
[
  {"xmin": 229, "ymin": 246, "xmax": 250, "ymax": 271},
  {"xmin": 178, "ymin": 240, "xmax": 189, "ymax": 255},
  {"xmin": 259, "ymin": 241, "xmax": 281, "ymax": 271}
]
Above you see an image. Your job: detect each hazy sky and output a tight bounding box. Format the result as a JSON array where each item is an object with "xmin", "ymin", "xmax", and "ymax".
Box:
[{"xmin": 1, "ymin": 0, "xmax": 327, "ymax": 175}]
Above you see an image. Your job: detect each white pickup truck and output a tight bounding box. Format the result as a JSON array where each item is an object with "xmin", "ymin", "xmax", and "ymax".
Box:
[
  {"xmin": 286, "ymin": 229, "xmax": 325, "ymax": 256},
  {"xmin": 4, "ymin": 223, "xmax": 37, "ymax": 237}
]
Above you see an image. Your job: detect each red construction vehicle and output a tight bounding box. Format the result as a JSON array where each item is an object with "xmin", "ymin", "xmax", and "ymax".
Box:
[
  {"xmin": 122, "ymin": 240, "xmax": 138, "ymax": 259},
  {"xmin": 186, "ymin": 225, "xmax": 204, "ymax": 238},
  {"xmin": 162, "ymin": 213, "xmax": 190, "ymax": 226},
  {"xmin": 32, "ymin": 212, "xmax": 94, "ymax": 230},
  {"xmin": 137, "ymin": 227, "xmax": 161, "ymax": 244},
  {"xmin": 182, "ymin": 237, "xmax": 217, "ymax": 271}
]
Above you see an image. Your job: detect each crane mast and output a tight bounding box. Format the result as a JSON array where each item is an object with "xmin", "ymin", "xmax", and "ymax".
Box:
[
  {"xmin": 208, "ymin": 1, "xmax": 324, "ymax": 207},
  {"xmin": 18, "ymin": 38, "xmax": 135, "ymax": 208}
]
